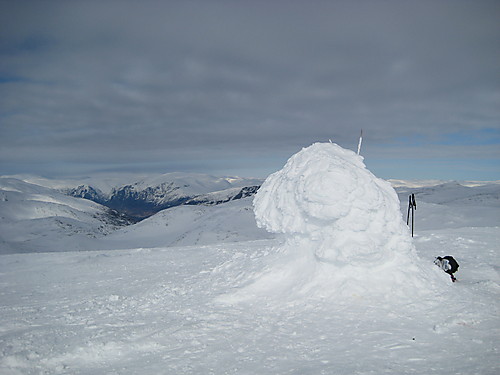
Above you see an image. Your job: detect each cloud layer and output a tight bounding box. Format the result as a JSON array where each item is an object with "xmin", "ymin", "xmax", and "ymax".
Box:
[{"xmin": 1, "ymin": 0, "xmax": 499, "ymax": 179}]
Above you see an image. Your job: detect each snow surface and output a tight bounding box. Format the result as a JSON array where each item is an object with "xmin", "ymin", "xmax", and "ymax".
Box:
[
  {"xmin": 388, "ymin": 179, "xmax": 500, "ymax": 188},
  {"xmin": 0, "ymin": 178, "xmax": 128, "ymax": 254},
  {"xmin": 0, "ymin": 144, "xmax": 499, "ymax": 374},
  {"xmin": 97, "ymin": 198, "xmax": 274, "ymax": 250}
]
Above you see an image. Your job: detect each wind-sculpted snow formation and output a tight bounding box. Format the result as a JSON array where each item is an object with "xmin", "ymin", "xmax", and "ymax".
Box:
[{"xmin": 222, "ymin": 142, "xmax": 449, "ymax": 302}]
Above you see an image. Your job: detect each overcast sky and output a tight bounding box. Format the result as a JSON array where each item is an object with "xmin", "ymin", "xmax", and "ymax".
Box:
[{"xmin": 1, "ymin": 0, "xmax": 499, "ymax": 181}]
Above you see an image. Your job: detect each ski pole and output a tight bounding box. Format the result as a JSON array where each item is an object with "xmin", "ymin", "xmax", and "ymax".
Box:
[
  {"xmin": 411, "ymin": 196, "xmax": 414, "ymax": 237},
  {"xmin": 411, "ymin": 194, "xmax": 416, "ymax": 237},
  {"xmin": 407, "ymin": 195, "xmax": 412, "ymax": 226},
  {"xmin": 407, "ymin": 194, "xmax": 416, "ymax": 237}
]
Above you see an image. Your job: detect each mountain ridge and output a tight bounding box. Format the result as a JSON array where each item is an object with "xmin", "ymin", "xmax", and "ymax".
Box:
[{"xmin": 62, "ymin": 173, "xmax": 264, "ymax": 220}]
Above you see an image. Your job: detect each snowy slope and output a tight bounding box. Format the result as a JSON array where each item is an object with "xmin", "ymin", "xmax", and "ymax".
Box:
[
  {"xmin": 4, "ymin": 172, "xmax": 264, "ymax": 220},
  {"xmin": 0, "ymin": 165, "xmax": 499, "ymax": 374},
  {"xmin": 0, "ymin": 178, "xmax": 130, "ymax": 254},
  {"xmin": 0, "ymin": 202, "xmax": 497, "ymax": 374},
  {"xmin": 131, "ymin": 172, "xmax": 261, "ymax": 194},
  {"xmin": 396, "ymin": 182, "xmax": 500, "ymax": 230},
  {"xmin": 389, "ymin": 179, "xmax": 500, "ymax": 188},
  {"xmin": 397, "ymin": 181, "xmax": 500, "ymax": 207},
  {"xmin": 183, "ymin": 185, "xmax": 260, "ymax": 206},
  {"xmin": 58, "ymin": 172, "xmax": 262, "ymax": 219},
  {"xmin": 103, "ymin": 173, "xmax": 263, "ymax": 218},
  {"xmin": 97, "ymin": 197, "xmax": 274, "ymax": 250}
]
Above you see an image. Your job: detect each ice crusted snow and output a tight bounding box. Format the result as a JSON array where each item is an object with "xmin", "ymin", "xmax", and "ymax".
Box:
[
  {"xmin": 227, "ymin": 142, "xmax": 448, "ymax": 302},
  {"xmin": 1, "ymin": 146, "xmax": 499, "ymax": 374}
]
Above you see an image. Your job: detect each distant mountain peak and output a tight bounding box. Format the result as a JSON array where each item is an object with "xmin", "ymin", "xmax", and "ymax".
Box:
[{"xmin": 62, "ymin": 173, "xmax": 263, "ymax": 220}]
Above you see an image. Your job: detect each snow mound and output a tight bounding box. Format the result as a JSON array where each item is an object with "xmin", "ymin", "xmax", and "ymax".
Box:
[
  {"xmin": 254, "ymin": 142, "xmax": 413, "ymax": 265},
  {"xmin": 221, "ymin": 143, "xmax": 449, "ymax": 303}
]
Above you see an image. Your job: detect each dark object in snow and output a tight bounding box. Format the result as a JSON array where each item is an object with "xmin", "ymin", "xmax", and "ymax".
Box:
[
  {"xmin": 434, "ymin": 256, "xmax": 459, "ymax": 282},
  {"xmin": 406, "ymin": 194, "xmax": 417, "ymax": 237}
]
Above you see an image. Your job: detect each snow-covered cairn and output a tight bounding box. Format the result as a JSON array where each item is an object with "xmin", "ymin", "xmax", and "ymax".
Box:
[
  {"xmin": 237, "ymin": 142, "xmax": 448, "ymax": 301},
  {"xmin": 254, "ymin": 142, "xmax": 411, "ymax": 266}
]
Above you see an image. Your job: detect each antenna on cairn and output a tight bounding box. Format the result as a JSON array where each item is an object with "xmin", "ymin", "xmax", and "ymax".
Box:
[{"xmin": 357, "ymin": 129, "xmax": 363, "ymax": 155}]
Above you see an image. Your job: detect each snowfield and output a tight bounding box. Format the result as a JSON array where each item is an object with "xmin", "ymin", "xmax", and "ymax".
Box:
[
  {"xmin": 0, "ymin": 178, "xmax": 131, "ymax": 254},
  {"xmin": 0, "ymin": 144, "xmax": 499, "ymax": 374},
  {"xmin": 0, "ymin": 228, "xmax": 498, "ymax": 375},
  {"xmin": 97, "ymin": 198, "xmax": 274, "ymax": 250}
]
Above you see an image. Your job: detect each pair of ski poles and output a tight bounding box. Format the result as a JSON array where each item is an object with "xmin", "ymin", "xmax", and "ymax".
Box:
[{"xmin": 406, "ymin": 193, "xmax": 416, "ymax": 237}]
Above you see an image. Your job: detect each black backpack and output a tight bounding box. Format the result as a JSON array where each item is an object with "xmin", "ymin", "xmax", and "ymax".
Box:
[{"xmin": 442, "ymin": 256, "xmax": 459, "ymax": 274}]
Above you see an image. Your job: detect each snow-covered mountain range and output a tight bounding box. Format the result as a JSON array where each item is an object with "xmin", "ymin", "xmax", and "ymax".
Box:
[
  {"xmin": 0, "ymin": 173, "xmax": 263, "ymax": 253},
  {"xmin": 63, "ymin": 172, "xmax": 263, "ymax": 219}
]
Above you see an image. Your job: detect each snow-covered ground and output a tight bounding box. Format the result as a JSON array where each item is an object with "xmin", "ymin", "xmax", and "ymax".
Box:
[
  {"xmin": 97, "ymin": 198, "xmax": 274, "ymax": 250},
  {"xmin": 0, "ymin": 178, "xmax": 130, "ymax": 254},
  {"xmin": 0, "ymin": 145, "xmax": 499, "ymax": 374}
]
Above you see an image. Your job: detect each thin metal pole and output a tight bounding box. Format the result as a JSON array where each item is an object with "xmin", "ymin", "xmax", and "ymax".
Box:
[
  {"xmin": 407, "ymin": 195, "xmax": 411, "ymax": 225},
  {"xmin": 411, "ymin": 202, "xmax": 414, "ymax": 237}
]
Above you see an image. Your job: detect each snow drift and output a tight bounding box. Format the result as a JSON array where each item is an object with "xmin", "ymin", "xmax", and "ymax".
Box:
[{"xmin": 221, "ymin": 142, "xmax": 449, "ymax": 303}]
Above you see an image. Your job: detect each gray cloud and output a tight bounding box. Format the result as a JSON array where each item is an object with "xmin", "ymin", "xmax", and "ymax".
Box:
[{"xmin": 1, "ymin": 0, "xmax": 499, "ymax": 179}]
